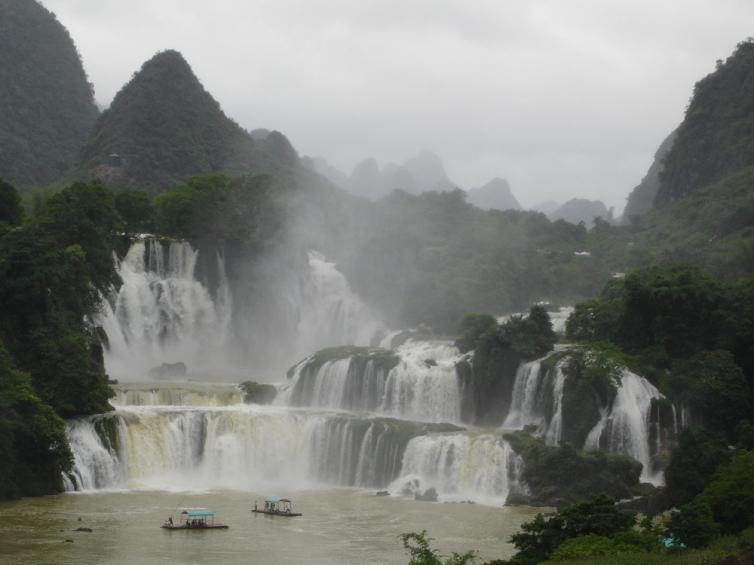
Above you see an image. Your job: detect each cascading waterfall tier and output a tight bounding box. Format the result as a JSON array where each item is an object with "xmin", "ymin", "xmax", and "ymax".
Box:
[
  {"xmin": 111, "ymin": 383, "xmax": 243, "ymax": 407},
  {"xmin": 502, "ymin": 355, "xmax": 673, "ymax": 484},
  {"xmin": 584, "ymin": 369, "xmax": 666, "ymax": 484},
  {"xmin": 67, "ymin": 406, "xmax": 412, "ymax": 492},
  {"xmin": 64, "ymin": 403, "xmax": 516, "ymax": 502},
  {"xmin": 502, "ymin": 357, "xmax": 567, "ymax": 445},
  {"xmin": 282, "ymin": 251, "xmax": 386, "ymax": 362},
  {"xmin": 99, "ymin": 237, "xmax": 231, "ymax": 379},
  {"xmin": 279, "ymin": 340, "xmax": 466, "ymax": 423},
  {"xmin": 389, "ymin": 433, "xmax": 514, "ymax": 504}
]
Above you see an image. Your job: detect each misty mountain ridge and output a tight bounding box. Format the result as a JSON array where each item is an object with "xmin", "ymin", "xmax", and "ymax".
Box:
[
  {"xmin": 340, "ymin": 150, "xmax": 456, "ymax": 199},
  {"xmin": 0, "ymin": 0, "xmax": 99, "ymax": 188},
  {"xmin": 75, "ymin": 49, "xmax": 299, "ymax": 192},
  {"xmin": 622, "ymin": 129, "xmax": 677, "ymax": 222},
  {"xmin": 465, "ymin": 177, "xmax": 521, "ymax": 211},
  {"xmin": 548, "ymin": 198, "xmax": 610, "ymax": 227},
  {"xmin": 656, "ymin": 39, "xmax": 754, "ymax": 206}
]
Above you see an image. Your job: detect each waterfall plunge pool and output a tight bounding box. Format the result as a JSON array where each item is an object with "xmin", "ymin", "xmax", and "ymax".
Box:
[{"xmin": 0, "ymin": 489, "xmax": 541, "ymax": 564}]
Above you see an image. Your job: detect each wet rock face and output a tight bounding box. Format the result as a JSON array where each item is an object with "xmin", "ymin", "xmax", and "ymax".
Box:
[
  {"xmin": 148, "ymin": 362, "xmax": 187, "ymax": 379},
  {"xmin": 415, "ymin": 487, "xmax": 439, "ymax": 502}
]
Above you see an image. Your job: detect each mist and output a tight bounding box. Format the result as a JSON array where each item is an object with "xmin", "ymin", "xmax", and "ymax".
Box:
[{"xmin": 40, "ymin": 0, "xmax": 754, "ymax": 211}]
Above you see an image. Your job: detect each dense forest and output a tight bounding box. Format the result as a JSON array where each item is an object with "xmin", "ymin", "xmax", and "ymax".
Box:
[{"xmin": 0, "ymin": 0, "xmax": 98, "ymax": 188}]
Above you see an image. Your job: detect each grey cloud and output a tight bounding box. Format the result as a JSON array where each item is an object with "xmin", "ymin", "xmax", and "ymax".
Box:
[{"xmin": 41, "ymin": 0, "xmax": 754, "ymax": 210}]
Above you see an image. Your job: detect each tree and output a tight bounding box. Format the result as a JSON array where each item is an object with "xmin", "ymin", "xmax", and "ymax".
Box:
[
  {"xmin": 400, "ymin": 531, "xmax": 477, "ymax": 565},
  {"xmin": 0, "ymin": 341, "xmax": 71, "ymax": 499},
  {"xmin": 456, "ymin": 314, "xmax": 498, "ymax": 353},
  {"xmin": 677, "ymin": 350, "xmax": 750, "ymax": 440},
  {"xmin": 664, "ymin": 428, "xmax": 731, "ymax": 506},
  {"xmin": 0, "ymin": 178, "xmax": 23, "ymax": 227},
  {"xmin": 115, "ymin": 189, "xmax": 153, "ymax": 233},
  {"xmin": 699, "ymin": 451, "xmax": 754, "ymax": 535},
  {"xmin": 509, "ymin": 495, "xmax": 635, "ymax": 563},
  {"xmin": 37, "ymin": 180, "xmax": 122, "ymax": 294},
  {"xmin": 667, "ymin": 499, "xmax": 719, "ymax": 548}
]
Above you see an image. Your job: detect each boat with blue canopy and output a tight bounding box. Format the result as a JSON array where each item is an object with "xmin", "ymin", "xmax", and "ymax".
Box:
[
  {"xmin": 252, "ymin": 496, "xmax": 302, "ymax": 517},
  {"xmin": 162, "ymin": 507, "xmax": 229, "ymax": 529}
]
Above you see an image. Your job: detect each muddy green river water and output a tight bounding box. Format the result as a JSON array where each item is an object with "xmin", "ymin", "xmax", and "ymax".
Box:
[{"xmin": 0, "ymin": 489, "xmax": 540, "ymax": 564}]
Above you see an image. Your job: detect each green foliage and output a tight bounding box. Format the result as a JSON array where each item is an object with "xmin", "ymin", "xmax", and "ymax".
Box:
[
  {"xmin": 343, "ymin": 189, "xmax": 614, "ymax": 334},
  {"xmin": 500, "ymin": 306, "xmax": 556, "ymax": 360},
  {"xmin": 547, "ymin": 532, "xmax": 655, "ymax": 561},
  {"xmin": 667, "ymin": 351, "xmax": 750, "ymax": 440},
  {"xmin": 667, "ymin": 499, "xmax": 719, "ymax": 548},
  {"xmin": 577, "ymin": 343, "xmax": 625, "ymax": 391},
  {"xmin": 664, "ymin": 428, "xmax": 732, "ymax": 507},
  {"xmin": 509, "ymin": 495, "xmax": 635, "ymax": 564},
  {"xmin": 0, "ymin": 179, "xmax": 24, "ymax": 227},
  {"xmin": 0, "ymin": 341, "xmax": 71, "ymax": 500},
  {"xmin": 37, "ymin": 181, "xmax": 122, "ymax": 294},
  {"xmin": 618, "ymin": 265, "xmax": 723, "ymax": 359},
  {"xmin": 153, "ymin": 173, "xmax": 281, "ymax": 249},
  {"xmin": 657, "ymin": 40, "xmax": 754, "ymax": 205},
  {"xmin": 456, "ymin": 314, "xmax": 498, "ymax": 353},
  {"xmin": 0, "ymin": 180, "xmax": 117, "ymax": 488},
  {"xmin": 0, "ymin": 0, "xmax": 98, "ymax": 188},
  {"xmin": 115, "ymin": 189, "xmax": 153, "ymax": 233},
  {"xmin": 699, "ymin": 451, "xmax": 754, "ymax": 535},
  {"xmin": 565, "ymin": 265, "xmax": 754, "ymax": 443},
  {"xmin": 565, "ymin": 297, "xmax": 621, "ymax": 343},
  {"xmin": 455, "ymin": 308, "xmax": 555, "ymax": 425},
  {"xmin": 504, "ymin": 431, "xmax": 642, "ymax": 507},
  {"xmin": 400, "ymin": 531, "xmax": 477, "ymax": 565},
  {"xmin": 75, "ymin": 50, "xmax": 296, "ymax": 192}
]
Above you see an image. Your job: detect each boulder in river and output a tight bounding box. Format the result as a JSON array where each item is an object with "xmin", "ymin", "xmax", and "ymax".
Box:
[{"xmin": 148, "ymin": 362, "xmax": 187, "ymax": 379}]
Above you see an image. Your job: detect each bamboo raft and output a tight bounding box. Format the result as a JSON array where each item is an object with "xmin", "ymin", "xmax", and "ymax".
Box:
[{"xmin": 253, "ymin": 497, "xmax": 302, "ymax": 517}]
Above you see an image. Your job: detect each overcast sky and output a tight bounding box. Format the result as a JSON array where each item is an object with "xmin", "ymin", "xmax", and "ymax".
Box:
[{"xmin": 41, "ymin": 0, "xmax": 754, "ymax": 211}]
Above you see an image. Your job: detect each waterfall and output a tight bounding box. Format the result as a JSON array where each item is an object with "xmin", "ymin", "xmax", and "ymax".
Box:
[
  {"xmin": 66, "ymin": 406, "xmax": 415, "ymax": 492},
  {"xmin": 280, "ymin": 340, "xmax": 464, "ymax": 423},
  {"xmin": 283, "ymin": 251, "xmax": 385, "ymax": 361},
  {"xmin": 543, "ymin": 362, "xmax": 567, "ymax": 445},
  {"xmin": 584, "ymin": 369, "xmax": 665, "ymax": 484},
  {"xmin": 111, "ymin": 383, "xmax": 243, "ymax": 407},
  {"xmin": 389, "ymin": 433, "xmax": 512, "ymax": 504},
  {"xmin": 502, "ymin": 356, "xmax": 567, "ymax": 444},
  {"xmin": 100, "ymin": 238, "xmax": 231, "ymax": 379},
  {"xmin": 503, "ymin": 360, "xmax": 546, "ymax": 430}
]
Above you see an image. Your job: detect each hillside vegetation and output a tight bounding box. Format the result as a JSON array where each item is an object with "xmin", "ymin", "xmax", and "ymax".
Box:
[
  {"xmin": 0, "ymin": 0, "xmax": 98, "ymax": 188},
  {"xmin": 656, "ymin": 39, "xmax": 754, "ymax": 205},
  {"xmin": 76, "ymin": 50, "xmax": 298, "ymax": 193}
]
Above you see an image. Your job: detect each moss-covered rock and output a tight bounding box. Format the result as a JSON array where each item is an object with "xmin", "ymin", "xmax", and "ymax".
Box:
[
  {"xmin": 504, "ymin": 430, "xmax": 642, "ymax": 508},
  {"xmin": 239, "ymin": 381, "xmax": 277, "ymax": 405}
]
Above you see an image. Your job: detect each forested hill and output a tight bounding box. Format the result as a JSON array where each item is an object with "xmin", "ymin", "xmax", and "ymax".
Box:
[
  {"xmin": 76, "ymin": 50, "xmax": 299, "ymax": 193},
  {"xmin": 0, "ymin": 0, "xmax": 98, "ymax": 188},
  {"xmin": 622, "ymin": 128, "xmax": 676, "ymax": 222},
  {"xmin": 655, "ymin": 39, "xmax": 754, "ymax": 206}
]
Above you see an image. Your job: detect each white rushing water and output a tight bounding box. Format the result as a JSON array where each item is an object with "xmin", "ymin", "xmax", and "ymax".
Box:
[
  {"xmin": 584, "ymin": 369, "xmax": 665, "ymax": 484},
  {"xmin": 100, "ymin": 238, "xmax": 231, "ymax": 379},
  {"xmin": 390, "ymin": 434, "xmax": 513, "ymax": 505},
  {"xmin": 279, "ymin": 340, "xmax": 465, "ymax": 423},
  {"xmin": 111, "ymin": 383, "xmax": 243, "ymax": 407},
  {"xmin": 65, "ymin": 404, "xmax": 519, "ymax": 503},
  {"xmin": 503, "ymin": 356, "xmax": 567, "ymax": 444},
  {"xmin": 503, "ymin": 356, "xmax": 669, "ymax": 483},
  {"xmin": 281, "ymin": 251, "xmax": 385, "ymax": 363}
]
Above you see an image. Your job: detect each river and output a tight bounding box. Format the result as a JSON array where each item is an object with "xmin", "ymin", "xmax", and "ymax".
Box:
[{"xmin": 0, "ymin": 489, "xmax": 540, "ymax": 564}]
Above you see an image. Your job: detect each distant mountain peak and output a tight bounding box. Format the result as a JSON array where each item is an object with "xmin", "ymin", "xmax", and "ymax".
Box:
[
  {"xmin": 0, "ymin": 0, "xmax": 98, "ymax": 187},
  {"xmin": 76, "ymin": 49, "xmax": 297, "ymax": 191},
  {"xmin": 466, "ymin": 177, "xmax": 521, "ymax": 211}
]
